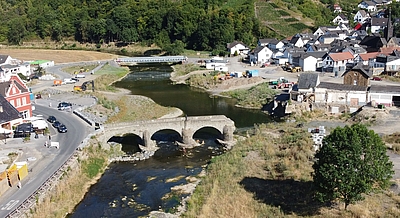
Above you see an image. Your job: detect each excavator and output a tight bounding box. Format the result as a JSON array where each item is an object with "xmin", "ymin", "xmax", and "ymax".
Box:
[{"xmin": 73, "ymin": 80, "xmax": 95, "ymax": 92}]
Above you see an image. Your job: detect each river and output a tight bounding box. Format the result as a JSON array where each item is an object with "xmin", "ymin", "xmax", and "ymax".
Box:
[{"xmin": 68, "ymin": 65, "xmax": 272, "ymax": 217}]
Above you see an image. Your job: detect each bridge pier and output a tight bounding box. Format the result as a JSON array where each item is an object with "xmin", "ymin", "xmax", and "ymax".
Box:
[
  {"xmin": 182, "ymin": 128, "xmax": 197, "ymax": 147},
  {"xmin": 223, "ymin": 125, "xmax": 235, "ymax": 142},
  {"xmin": 143, "ymin": 130, "xmax": 156, "ymax": 149}
]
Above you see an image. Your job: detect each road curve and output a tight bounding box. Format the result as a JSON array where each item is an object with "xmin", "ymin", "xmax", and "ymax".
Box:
[{"xmin": 0, "ymin": 105, "xmax": 90, "ymax": 217}]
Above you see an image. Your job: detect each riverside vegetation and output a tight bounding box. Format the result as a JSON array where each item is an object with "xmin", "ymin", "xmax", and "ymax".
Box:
[{"xmin": 29, "ymin": 61, "xmax": 400, "ymax": 217}]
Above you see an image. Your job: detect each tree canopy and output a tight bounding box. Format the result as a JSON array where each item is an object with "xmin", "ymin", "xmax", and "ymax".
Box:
[
  {"xmin": 312, "ymin": 123, "xmax": 394, "ymax": 210},
  {"xmin": 0, "ymin": 0, "xmax": 268, "ymax": 51}
]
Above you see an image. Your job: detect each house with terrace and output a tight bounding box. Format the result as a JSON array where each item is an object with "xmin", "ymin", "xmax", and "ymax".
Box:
[{"xmin": 322, "ymin": 51, "xmax": 354, "ymax": 74}]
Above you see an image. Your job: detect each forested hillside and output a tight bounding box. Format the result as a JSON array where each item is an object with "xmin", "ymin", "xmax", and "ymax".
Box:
[
  {"xmin": 0, "ymin": 0, "xmax": 271, "ymax": 52},
  {"xmin": 0, "ymin": 0, "xmax": 398, "ymax": 52}
]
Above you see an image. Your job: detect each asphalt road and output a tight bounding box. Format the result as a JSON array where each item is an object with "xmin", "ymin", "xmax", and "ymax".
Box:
[{"xmin": 0, "ymin": 91, "xmax": 93, "ymax": 216}]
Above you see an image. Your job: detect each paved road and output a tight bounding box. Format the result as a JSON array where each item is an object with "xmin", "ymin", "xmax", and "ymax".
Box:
[{"xmin": 0, "ymin": 104, "xmax": 91, "ymax": 217}]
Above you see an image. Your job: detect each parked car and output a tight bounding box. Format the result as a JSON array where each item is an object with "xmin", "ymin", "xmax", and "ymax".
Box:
[
  {"xmin": 57, "ymin": 124, "xmax": 67, "ymax": 133},
  {"xmin": 47, "ymin": 116, "xmax": 56, "ymax": 123},
  {"xmin": 372, "ymin": 76, "xmax": 382, "ymax": 81},
  {"xmin": 71, "ymin": 77, "xmax": 79, "ymax": 82},
  {"xmin": 52, "ymin": 121, "xmax": 61, "ymax": 128},
  {"xmin": 58, "ymin": 102, "xmax": 72, "ymax": 110}
]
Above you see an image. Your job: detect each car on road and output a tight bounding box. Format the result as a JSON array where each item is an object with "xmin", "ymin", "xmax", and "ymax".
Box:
[
  {"xmin": 75, "ymin": 74, "xmax": 86, "ymax": 78},
  {"xmin": 47, "ymin": 116, "xmax": 56, "ymax": 123},
  {"xmin": 57, "ymin": 124, "xmax": 67, "ymax": 133},
  {"xmin": 52, "ymin": 121, "xmax": 61, "ymax": 128},
  {"xmin": 58, "ymin": 102, "xmax": 72, "ymax": 110},
  {"xmin": 62, "ymin": 78, "xmax": 77, "ymax": 84},
  {"xmin": 372, "ymin": 76, "xmax": 382, "ymax": 81}
]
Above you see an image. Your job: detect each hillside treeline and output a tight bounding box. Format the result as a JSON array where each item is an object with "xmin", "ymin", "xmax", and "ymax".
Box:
[{"xmin": 0, "ymin": 0, "xmax": 273, "ymax": 52}]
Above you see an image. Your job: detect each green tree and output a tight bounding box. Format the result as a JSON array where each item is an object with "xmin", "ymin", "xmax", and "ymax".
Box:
[{"xmin": 313, "ymin": 124, "xmax": 394, "ymax": 210}]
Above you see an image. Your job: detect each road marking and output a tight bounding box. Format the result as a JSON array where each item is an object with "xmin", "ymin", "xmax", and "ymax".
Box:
[{"xmin": 1, "ymin": 200, "xmax": 19, "ymax": 210}]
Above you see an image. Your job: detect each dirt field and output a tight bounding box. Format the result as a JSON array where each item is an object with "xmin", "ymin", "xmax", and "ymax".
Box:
[{"xmin": 0, "ymin": 49, "xmax": 119, "ymax": 64}]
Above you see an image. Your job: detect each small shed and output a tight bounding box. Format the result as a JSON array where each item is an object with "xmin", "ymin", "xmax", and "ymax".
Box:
[{"xmin": 342, "ymin": 63, "xmax": 372, "ymax": 87}]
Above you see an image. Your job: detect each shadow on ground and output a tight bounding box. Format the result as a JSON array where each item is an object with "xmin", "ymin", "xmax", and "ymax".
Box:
[{"xmin": 240, "ymin": 177, "xmax": 324, "ymax": 216}]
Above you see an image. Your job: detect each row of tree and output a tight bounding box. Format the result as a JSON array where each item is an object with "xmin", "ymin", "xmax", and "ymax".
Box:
[{"xmin": 0, "ymin": 0, "xmax": 272, "ymax": 52}]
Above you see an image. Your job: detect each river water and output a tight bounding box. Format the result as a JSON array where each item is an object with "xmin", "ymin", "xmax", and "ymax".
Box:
[{"xmin": 69, "ymin": 65, "xmax": 272, "ymax": 217}]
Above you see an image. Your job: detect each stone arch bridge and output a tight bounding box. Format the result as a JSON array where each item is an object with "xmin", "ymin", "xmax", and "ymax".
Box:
[{"xmin": 99, "ymin": 115, "xmax": 235, "ymax": 149}]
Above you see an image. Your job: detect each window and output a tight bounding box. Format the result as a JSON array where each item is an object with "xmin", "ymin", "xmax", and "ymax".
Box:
[
  {"xmin": 353, "ymin": 80, "xmax": 357, "ymax": 85},
  {"xmin": 22, "ymin": 97, "xmax": 26, "ymax": 105},
  {"xmin": 17, "ymin": 98, "xmax": 21, "ymax": 107},
  {"xmin": 20, "ymin": 111, "xmax": 28, "ymax": 119},
  {"xmin": 10, "ymin": 100, "xmax": 14, "ymax": 107}
]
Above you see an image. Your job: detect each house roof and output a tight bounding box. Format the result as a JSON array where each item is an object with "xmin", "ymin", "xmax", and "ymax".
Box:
[
  {"xmin": 0, "ymin": 94, "xmax": 21, "ymax": 124},
  {"xmin": 298, "ymin": 73, "xmax": 320, "ymax": 89},
  {"xmin": 226, "ymin": 41, "xmax": 248, "ymax": 49},
  {"xmin": 258, "ymin": 38, "xmax": 279, "ymax": 45},
  {"xmin": 359, "ymin": 35, "xmax": 387, "ymax": 48},
  {"xmin": 252, "ymin": 46, "xmax": 269, "ymax": 54},
  {"xmin": 369, "ymin": 85, "xmax": 400, "ymax": 93},
  {"xmin": 0, "ymin": 79, "xmax": 29, "ymax": 96},
  {"xmin": 371, "ymin": 18, "xmax": 388, "ymax": 27},
  {"xmin": 358, "ymin": 10, "xmax": 369, "ymax": 17},
  {"xmin": 328, "ymin": 51, "xmax": 353, "ymax": 61},
  {"xmin": 0, "ymin": 55, "xmax": 9, "ymax": 65},
  {"xmin": 337, "ymin": 14, "xmax": 348, "ymax": 21},
  {"xmin": 350, "ymin": 46, "xmax": 367, "ymax": 54},
  {"xmin": 302, "ymin": 51, "xmax": 328, "ymax": 59},
  {"xmin": 364, "ymin": 0, "xmax": 376, "ymax": 6},
  {"xmin": 343, "ymin": 63, "xmax": 373, "ymax": 78},
  {"xmin": 318, "ymin": 82, "xmax": 368, "ymax": 91},
  {"xmin": 358, "ymin": 52, "xmax": 380, "ymax": 60},
  {"xmin": 379, "ymin": 47, "xmax": 400, "ymax": 55}
]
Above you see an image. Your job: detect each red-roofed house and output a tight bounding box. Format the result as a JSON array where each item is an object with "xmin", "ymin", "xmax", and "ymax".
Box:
[
  {"xmin": 354, "ymin": 52, "xmax": 380, "ymax": 65},
  {"xmin": 0, "ymin": 75, "xmax": 32, "ymax": 119},
  {"xmin": 322, "ymin": 51, "xmax": 354, "ymax": 74}
]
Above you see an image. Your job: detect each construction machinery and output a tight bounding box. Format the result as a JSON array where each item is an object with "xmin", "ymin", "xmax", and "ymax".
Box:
[
  {"xmin": 73, "ymin": 80, "xmax": 95, "ymax": 92},
  {"xmin": 291, "ymin": 67, "xmax": 302, "ymax": 73}
]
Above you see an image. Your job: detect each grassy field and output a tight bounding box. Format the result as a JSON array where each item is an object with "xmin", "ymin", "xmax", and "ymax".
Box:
[
  {"xmin": 255, "ymin": 1, "xmax": 314, "ymax": 37},
  {"xmin": 184, "ymin": 123, "xmax": 400, "ymax": 217}
]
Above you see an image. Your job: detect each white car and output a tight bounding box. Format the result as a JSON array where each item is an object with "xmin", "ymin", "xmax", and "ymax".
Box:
[
  {"xmin": 62, "ymin": 78, "xmax": 77, "ymax": 84},
  {"xmin": 75, "ymin": 74, "xmax": 86, "ymax": 78}
]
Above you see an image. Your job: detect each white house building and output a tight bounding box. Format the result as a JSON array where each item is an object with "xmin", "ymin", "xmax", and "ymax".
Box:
[
  {"xmin": 249, "ymin": 46, "xmax": 273, "ymax": 64},
  {"xmin": 353, "ymin": 10, "xmax": 370, "ymax": 24},
  {"xmin": 299, "ymin": 55, "xmax": 318, "ymax": 72},
  {"xmin": 332, "ymin": 14, "xmax": 349, "ymax": 25},
  {"xmin": 322, "ymin": 51, "xmax": 354, "ymax": 74},
  {"xmin": 358, "ymin": 1, "xmax": 377, "ymax": 12},
  {"xmin": 226, "ymin": 41, "xmax": 250, "ymax": 55},
  {"xmin": 370, "ymin": 18, "xmax": 389, "ymax": 34}
]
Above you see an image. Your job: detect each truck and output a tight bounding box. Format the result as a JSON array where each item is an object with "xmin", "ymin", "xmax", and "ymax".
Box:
[
  {"xmin": 269, "ymin": 77, "xmax": 288, "ymax": 85},
  {"xmin": 53, "ymin": 80, "xmax": 62, "ymax": 86}
]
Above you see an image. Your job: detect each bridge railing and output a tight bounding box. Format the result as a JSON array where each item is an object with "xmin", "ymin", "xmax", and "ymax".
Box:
[{"xmin": 104, "ymin": 115, "xmax": 233, "ymax": 128}]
